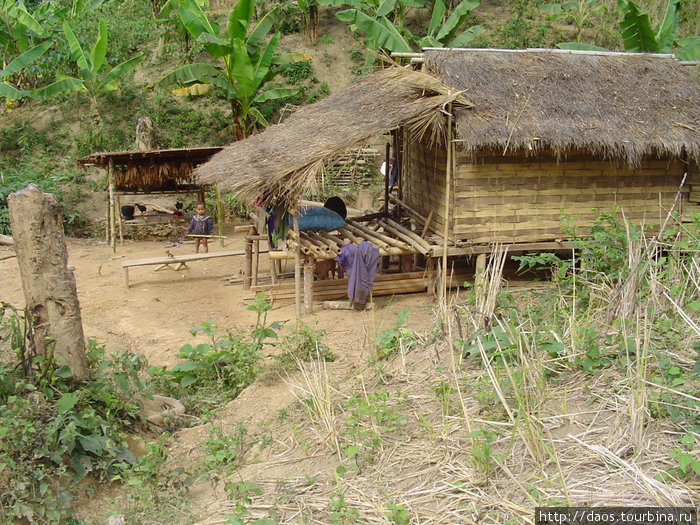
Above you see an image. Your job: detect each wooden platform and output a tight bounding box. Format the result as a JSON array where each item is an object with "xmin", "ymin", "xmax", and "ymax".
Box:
[{"xmin": 122, "ymin": 249, "xmax": 267, "ymax": 287}]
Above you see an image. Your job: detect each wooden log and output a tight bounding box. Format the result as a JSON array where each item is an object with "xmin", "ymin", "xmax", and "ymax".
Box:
[
  {"xmin": 0, "ymin": 233, "xmax": 14, "ymax": 246},
  {"xmin": 108, "ymin": 159, "xmax": 116, "ymax": 253},
  {"xmin": 8, "ymin": 184, "xmax": 87, "ymax": 379}
]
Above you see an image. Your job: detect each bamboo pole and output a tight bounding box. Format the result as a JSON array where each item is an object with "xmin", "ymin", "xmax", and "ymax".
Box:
[
  {"xmin": 116, "ymin": 194, "xmax": 124, "ymax": 246},
  {"xmin": 441, "ymin": 103, "xmax": 453, "ymax": 300},
  {"xmin": 388, "ymin": 194, "xmax": 428, "ymax": 225},
  {"xmin": 421, "ymin": 210, "xmax": 434, "ymax": 238},
  {"xmin": 216, "ymin": 184, "xmax": 224, "ymax": 247},
  {"xmin": 318, "ymin": 230, "xmax": 350, "ymax": 248},
  {"xmin": 292, "ymin": 207, "xmax": 301, "ymax": 317},
  {"xmin": 338, "ymin": 226, "xmax": 361, "ymax": 244},
  {"xmin": 303, "ymin": 257, "xmax": 314, "ymax": 314},
  {"xmin": 108, "ymin": 159, "xmax": 116, "ymax": 253},
  {"xmin": 345, "ymin": 220, "xmax": 401, "ymax": 249},
  {"xmin": 384, "ymin": 142, "xmax": 390, "ymax": 215},
  {"xmin": 306, "ymin": 230, "xmax": 341, "ymax": 253},
  {"xmin": 384, "ymin": 217, "xmax": 433, "ymax": 255},
  {"xmin": 375, "ymin": 219, "xmax": 426, "ymax": 254},
  {"xmin": 243, "ymin": 238, "xmax": 253, "ymax": 290}
]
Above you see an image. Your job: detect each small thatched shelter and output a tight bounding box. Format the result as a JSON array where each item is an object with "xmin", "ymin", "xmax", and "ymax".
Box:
[{"xmin": 78, "ymin": 146, "xmax": 222, "ymax": 250}]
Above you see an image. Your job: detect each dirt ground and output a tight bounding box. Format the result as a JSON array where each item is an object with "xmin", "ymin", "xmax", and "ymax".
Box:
[{"xmin": 0, "ymin": 225, "xmax": 436, "ymax": 371}]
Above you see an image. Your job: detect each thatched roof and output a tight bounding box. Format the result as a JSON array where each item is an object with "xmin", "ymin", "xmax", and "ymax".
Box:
[
  {"xmin": 424, "ymin": 49, "xmax": 700, "ymax": 164},
  {"xmin": 194, "ymin": 66, "xmax": 468, "ymax": 205},
  {"xmin": 77, "ymin": 146, "xmax": 223, "ymax": 167}
]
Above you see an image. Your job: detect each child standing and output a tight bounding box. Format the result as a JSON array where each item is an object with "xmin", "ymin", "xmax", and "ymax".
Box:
[{"xmin": 187, "ymin": 202, "xmax": 214, "ymax": 253}]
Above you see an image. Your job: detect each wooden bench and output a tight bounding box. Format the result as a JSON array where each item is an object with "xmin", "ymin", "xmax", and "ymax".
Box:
[{"xmin": 122, "ymin": 249, "xmax": 267, "ymax": 287}]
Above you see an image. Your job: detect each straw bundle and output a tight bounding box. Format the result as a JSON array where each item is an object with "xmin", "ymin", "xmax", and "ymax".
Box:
[{"xmin": 195, "ymin": 66, "xmax": 471, "ymax": 206}]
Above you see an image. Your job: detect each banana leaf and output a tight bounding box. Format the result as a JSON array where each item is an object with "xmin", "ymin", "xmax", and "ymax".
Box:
[
  {"xmin": 159, "ymin": 62, "xmax": 219, "ymax": 87},
  {"xmin": 31, "ymin": 77, "xmax": 84, "ymax": 100},
  {"xmin": 100, "ymin": 54, "xmax": 145, "ymax": 90},
  {"xmin": 655, "ymin": 0, "xmax": 679, "ymax": 53},
  {"xmin": 0, "ymin": 41, "xmax": 52, "ymax": 77},
  {"xmin": 0, "ymin": 82, "xmax": 26, "ymax": 100},
  {"xmin": 617, "ymin": 0, "xmax": 659, "ymax": 52},
  {"xmin": 339, "ymin": 9, "xmax": 412, "ymax": 52},
  {"xmin": 427, "ymin": 0, "xmax": 446, "ymax": 36},
  {"xmin": 435, "ymin": 0, "xmax": 480, "ymax": 42},
  {"xmin": 253, "ymin": 32, "xmax": 280, "ymax": 88},
  {"xmin": 448, "ymin": 24, "xmax": 482, "ymax": 47},
  {"xmin": 63, "ymin": 22, "xmax": 89, "ymax": 70},
  {"xmin": 248, "ymin": 106, "xmax": 269, "ymax": 129},
  {"xmin": 253, "ymin": 87, "xmax": 299, "ymax": 104},
  {"xmin": 676, "ymin": 36, "xmax": 700, "ymax": 61},
  {"xmin": 231, "ymin": 38, "xmax": 255, "ymax": 101},
  {"xmin": 89, "ymin": 20, "xmax": 108, "ymax": 73},
  {"xmin": 227, "ymin": 0, "xmax": 253, "ymax": 41},
  {"xmin": 13, "ymin": 7, "xmax": 43, "ymax": 36}
]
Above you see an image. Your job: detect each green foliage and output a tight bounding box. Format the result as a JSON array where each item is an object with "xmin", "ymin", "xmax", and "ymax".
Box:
[
  {"xmin": 274, "ymin": 321, "xmax": 336, "ymax": 366},
  {"xmin": 540, "ymin": 0, "xmax": 604, "ymax": 42},
  {"xmin": 32, "ymin": 19, "xmax": 146, "ymax": 118},
  {"xmin": 386, "ymin": 503, "xmax": 410, "ymax": 525},
  {"xmin": 341, "ymin": 391, "xmax": 407, "ymax": 464},
  {"xmin": 282, "ymin": 60, "xmax": 314, "ymax": 85},
  {"xmin": 328, "ymin": 488, "xmax": 360, "ymax": 524},
  {"xmin": 0, "ymin": 305, "xmax": 151, "ymax": 524},
  {"xmin": 203, "ymin": 423, "xmax": 247, "ymax": 476},
  {"xmin": 374, "ymin": 310, "xmax": 417, "ymax": 360},
  {"xmin": 159, "ymin": 0, "xmax": 306, "ymax": 138}
]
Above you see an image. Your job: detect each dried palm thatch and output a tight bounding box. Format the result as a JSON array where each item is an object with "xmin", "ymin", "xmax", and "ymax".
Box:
[
  {"xmin": 424, "ymin": 49, "xmax": 700, "ymax": 165},
  {"xmin": 194, "ymin": 66, "xmax": 471, "ymax": 206},
  {"xmin": 115, "ymin": 161, "xmax": 196, "ymax": 191}
]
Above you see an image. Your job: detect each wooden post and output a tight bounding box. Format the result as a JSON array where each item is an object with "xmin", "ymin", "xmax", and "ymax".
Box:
[
  {"xmin": 116, "ymin": 194, "xmax": 124, "ymax": 246},
  {"xmin": 426, "ymin": 256, "xmax": 437, "ymax": 299},
  {"xmin": 475, "ymin": 253, "xmax": 486, "ymax": 305},
  {"xmin": 243, "ymin": 237, "xmax": 253, "ymax": 290},
  {"xmin": 252, "ymin": 226, "xmax": 260, "ymax": 287},
  {"xmin": 441, "ymin": 103, "xmax": 453, "ymax": 301},
  {"xmin": 303, "ymin": 257, "xmax": 314, "ymax": 314},
  {"xmin": 123, "ymin": 266, "xmax": 130, "ymax": 288},
  {"xmin": 292, "ymin": 207, "xmax": 302, "ymax": 318},
  {"xmin": 383, "ymin": 142, "xmax": 390, "ymax": 216},
  {"xmin": 8, "ymin": 184, "xmax": 87, "ymax": 379},
  {"xmin": 216, "ymin": 183, "xmax": 224, "ymax": 247},
  {"xmin": 108, "ymin": 158, "xmax": 116, "ymax": 253}
]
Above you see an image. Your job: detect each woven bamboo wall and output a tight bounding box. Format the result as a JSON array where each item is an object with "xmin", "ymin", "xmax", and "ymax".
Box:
[
  {"xmin": 403, "ymin": 137, "xmax": 450, "ymax": 233},
  {"xmin": 453, "ymin": 152, "xmax": 689, "ymax": 245},
  {"xmin": 402, "ymin": 134, "xmax": 693, "ymax": 245}
]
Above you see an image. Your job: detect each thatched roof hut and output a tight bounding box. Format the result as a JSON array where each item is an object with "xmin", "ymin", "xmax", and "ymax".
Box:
[
  {"xmin": 194, "ymin": 66, "xmax": 469, "ymax": 205},
  {"xmin": 195, "ymin": 49, "xmax": 700, "ymax": 247},
  {"xmin": 424, "ymin": 49, "xmax": 700, "ymax": 164}
]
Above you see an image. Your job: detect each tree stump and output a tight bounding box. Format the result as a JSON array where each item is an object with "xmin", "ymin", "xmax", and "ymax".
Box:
[
  {"xmin": 8, "ymin": 184, "xmax": 87, "ymax": 379},
  {"xmin": 135, "ymin": 116, "xmax": 157, "ymax": 151}
]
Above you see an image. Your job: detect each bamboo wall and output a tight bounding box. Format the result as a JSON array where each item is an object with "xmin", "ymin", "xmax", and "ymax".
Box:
[
  {"xmin": 403, "ymin": 136, "xmax": 692, "ymax": 245},
  {"xmin": 403, "ymin": 136, "xmax": 450, "ymax": 234}
]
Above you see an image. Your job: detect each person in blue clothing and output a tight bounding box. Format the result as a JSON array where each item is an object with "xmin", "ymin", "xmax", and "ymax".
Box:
[{"xmin": 187, "ymin": 201, "xmax": 214, "ymax": 253}]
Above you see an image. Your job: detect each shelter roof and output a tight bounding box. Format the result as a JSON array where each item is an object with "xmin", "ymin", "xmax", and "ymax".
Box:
[
  {"xmin": 194, "ymin": 66, "xmax": 468, "ymax": 205},
  {"xmin": 424, "ymin": 48, "xmax": 700, "ymax": 164},
  {"xmin": 77, "ymin": 146, "xmax": 223, "ymax": 167}
]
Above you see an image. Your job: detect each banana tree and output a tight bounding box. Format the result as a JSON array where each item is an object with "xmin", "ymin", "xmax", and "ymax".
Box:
[
  {"xmin": 540, "ymin": 0, "xmax": 604, "ymax": 43},
  {"xmin": 0, "ymin": 40, "xmax": 51, "ymax": 102},
  {"xmin": 159, "ymin": 0, "xmax": 306, "ymax": 139},
  {"xmin": 417, "ymin": 0, "xmax": 483, "ymax": 48},
  {"xmin": 556, "ymin": 0, "xmax": 699, "ymax": 59},
  {"xmin": 32, "ymin": 20, "xmax": 145, "ymax": 119}
]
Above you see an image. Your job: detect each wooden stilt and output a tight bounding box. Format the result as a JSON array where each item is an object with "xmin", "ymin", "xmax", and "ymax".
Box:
[
  {"xmin": 427, "ymin": 257, "xmax": 437, "ymax": 299},
  {"xmin": 116, "ymin": 194, "xmax": 124, "ymax": 246},
  {"xmin": 293, "ymin": 207, "xmax": 302, "ymax": 318},
  {"xmin": 243, "ymin": 238, "xmax": 253, "ymax": 290},
  {"xmin": 108, "ymin": 159, "xmax": 116, "ymax": 253},
  {"xmin": 475, "ymin": 253, "xmax": 486, "ymax": 305},
  {"xmin": 216, "ymin": 184, "xmax": 224, "ymax": 247},
  {"xmin": 123, "ymin": 267, "xmax": 129, "ymax": 288},
  {"xmin": 303, "ymin": 257, "xmax": 314, "ymax": 314}
]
